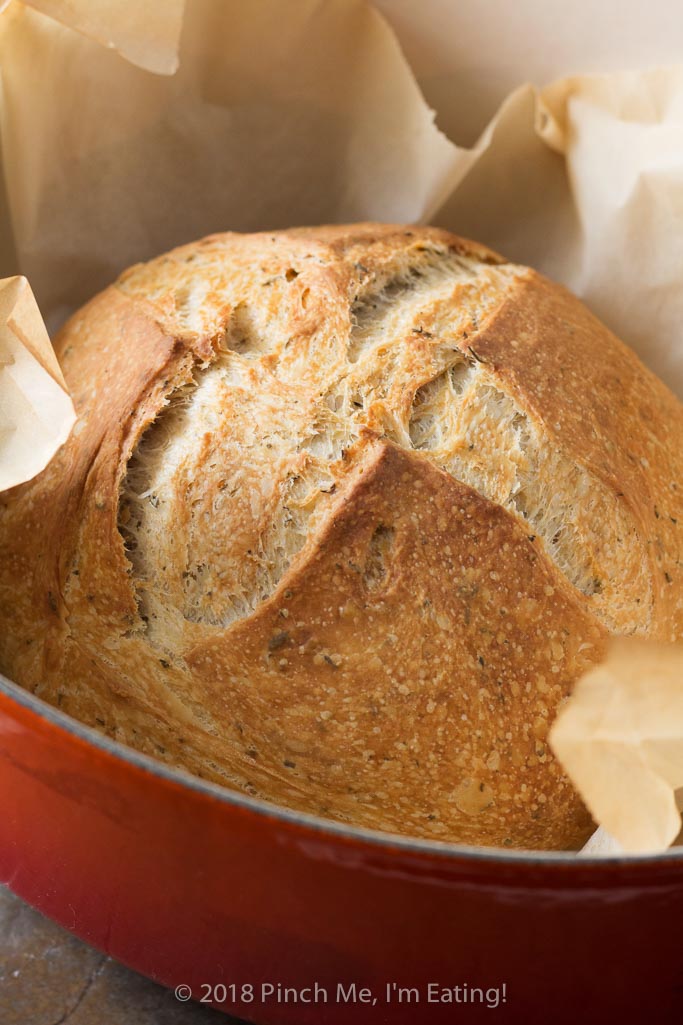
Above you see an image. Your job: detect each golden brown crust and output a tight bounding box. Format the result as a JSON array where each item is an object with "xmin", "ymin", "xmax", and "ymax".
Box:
[
  {"xmin": 470, "ymin": 271, "xmax": 683, "ymax": 638},
  {"xmin": 187, "ymin": 439, "xmax": 602, "ymax": 848},
  {"xmin": 1, "ymin": 223, "xmax": 681, "ymax": 850}
]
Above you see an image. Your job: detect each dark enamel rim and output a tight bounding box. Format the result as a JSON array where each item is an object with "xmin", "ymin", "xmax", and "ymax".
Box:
[{"xmin": 2, "ymin": 670, "xmax": 681, "ymax": 868}]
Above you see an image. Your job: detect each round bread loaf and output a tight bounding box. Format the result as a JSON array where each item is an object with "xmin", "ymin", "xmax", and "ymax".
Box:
[{"xmin": 1, "ymin": 224, "xmax": 682, "ymax": 850}]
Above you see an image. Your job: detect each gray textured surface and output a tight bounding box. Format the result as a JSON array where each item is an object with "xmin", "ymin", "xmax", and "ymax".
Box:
[{"xmin": 0, "ymin": 885, "xmax": 237, "ymax": 1024}]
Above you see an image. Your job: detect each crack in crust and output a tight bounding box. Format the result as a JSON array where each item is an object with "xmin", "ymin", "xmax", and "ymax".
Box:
[{"xmin": 119, "ymin": 238, "xmax": 650, "ymax": 640}]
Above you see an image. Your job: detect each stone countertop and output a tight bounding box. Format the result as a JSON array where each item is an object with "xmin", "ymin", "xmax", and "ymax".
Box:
[{"xmin": 0, "ymin": 885, "xmax": 241, "ymax": 1024}]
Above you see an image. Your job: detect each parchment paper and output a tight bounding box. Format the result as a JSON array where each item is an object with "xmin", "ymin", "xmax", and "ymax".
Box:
[
  {"xmin": 0, "ymin": 276, "xmax": 75, "ymax": 490},
  {"xmin": 1, "ymin": 0, "xmax": 683, "ymax": 851},
  {"xmin": 0, "ymin": 0, "xmax": 462, "ymax": 328},
  {"xmin": 551, "ymin": 642, "xmax": 683, "ymax": 854},
  {"xmin": 23, "ymin": 0, "xmax": 185, "ymax": 73}
]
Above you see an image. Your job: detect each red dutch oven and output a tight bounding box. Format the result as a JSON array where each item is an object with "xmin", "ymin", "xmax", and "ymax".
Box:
[{"xmin": 1, "ymin": 670, "xmax": 681, "ymax": 1024}]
